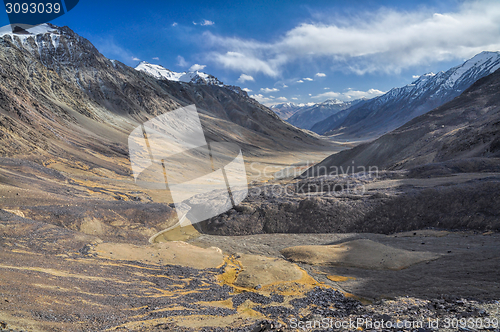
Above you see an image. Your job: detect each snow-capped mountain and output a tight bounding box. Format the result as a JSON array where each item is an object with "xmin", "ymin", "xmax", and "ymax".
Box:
[
  {"xmin": 302, "ymin": 67, "xmax": 500, "ymax": 177},
  {"xmin": 0, "ymin": 23, "xmax": 58, "ymax": 39},
  {"xmin": 319, "ymin": 51, "xmax": 500, "ymax": 138},
  {"xmin": 134, "ymin": 61, "xmax": 184, "ymax": 81},
  {"xmin": 287, "ymin": 99, "xmax": 364, "ymax": 131},
  {"xmin": 377, "ymin": 51, "xmax": 500, "ymax": 111},
  {"xmin": 135, "ymin": 61, "xmax": 224, "ymax": 86},
  {"xmin": 270, "ymin": 102, "xmax": 314, "ymax": 120}
]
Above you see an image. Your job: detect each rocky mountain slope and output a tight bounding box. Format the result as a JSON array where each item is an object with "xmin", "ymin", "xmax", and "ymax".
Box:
[
  {"xmin": 318, "ymin": 51, "xmax": 500, "ymax": 139},
  {"xmin": 0, "ymin": 23, "xmax": 328, "ymax": 163},
  {"xmin": 301, "ymin": 67, "xmax": 500, "ymax": 177}
]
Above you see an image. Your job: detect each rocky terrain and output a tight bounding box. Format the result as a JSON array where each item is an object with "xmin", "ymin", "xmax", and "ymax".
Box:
[
  {"xmin": 1, "ymin": 207, "xmax": 500, "ymax": 331},
  {"xmin": 198, "ymin": 170, "xmax": 500, "ymax": 236}
]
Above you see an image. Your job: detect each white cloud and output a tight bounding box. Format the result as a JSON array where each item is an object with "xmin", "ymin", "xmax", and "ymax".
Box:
[
  {"xmin": 260, "ymin": 87, "xmax": 279, "ymax": 93},
  {"xmin": 194, "ymin": 20, "xmax": 215, "ymax": 26},
  {"xmin": 296, "ymin": 80, "xmax": 304, "ymax": 83},
  {"xmin": 312, "ymin": 88, "xmax": 385, "ymax": 101},
  {"xmin": 237, "ymin": 74, "xmax": 254, "ymax": 83},
  {"xmin": 201, "ymin": 19, "xmax": 215, "ymax": 26},
  {"xmin": 189, "ymin": 64, "xmax": 207, "ymax": 71},
  {"xmin": 205, "ymin": 1, "xmax": 500, "ymax": 75},
  {"xmin": 250, "ymin": 93, "xmax": 273, "ymax": 103},
  {"xmin": 132, "ymin": 57, "xmax": 140, "ymax": 61},
  {"xmin": 211, "ymin": 51, "xmax": 281, "ymax": 77},
  {"xmin": 177, "ymin": 55, "xmax": 188, "ymax": 67},
  {"xmin": 172, "ymin": 22, "xmax": 178, "ymax": 27},
  {"xmin": 250, "ymin": 94, "xmax": 289, "ymax": 106},
  {"xmin": 282, "ymin": 84, "xmax": 288, "ymax": 88},
  {"xmin": 324, "ymin": 87, "xmax": 330, "ymax": 90},
  {"xmin": 152, "ymin": 57, "xmax": 160, "ymax": 60},
  {"xmin": 315, "ymin": 73, "xmax": 326, "ymax": 77},
  {"xmin": 412, "ymin": 75, "xmax": 420, "ymax": 79},
  {"xmin": 303, "ymin": 77, "xmax": 313, "ymax": 81},
  {"xmin": 291, "ymin": 97, "xmax": 298, "ymax": 100},
  {"xmin": 242, "ymin": 88, "xmax": 252, "ymax": 92}
]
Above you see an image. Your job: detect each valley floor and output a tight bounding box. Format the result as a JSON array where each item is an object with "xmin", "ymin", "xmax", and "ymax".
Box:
[
  {"xmin": 0, "ymin": 152, "xmax": 499, "ymax": 331},
  {"xmin": 1, "ymin": 213, "xmax": 499, "ymax": 331}
]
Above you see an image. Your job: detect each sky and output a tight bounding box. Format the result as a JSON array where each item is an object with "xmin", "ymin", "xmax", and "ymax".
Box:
[{"xmin": 1, "ymin": 0, "xmax": 500, "ymax": 106}]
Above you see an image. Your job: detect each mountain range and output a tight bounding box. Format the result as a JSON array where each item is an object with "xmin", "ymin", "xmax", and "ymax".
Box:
[
  {"xmin": 301, "ymin": 65, "xmax": 500, "ymax": 177},
  {"xmin": 287, "ymin": 99, "xmax": 364, "ymax": 131},
  {"xmin": 270, "ymin": 102, "xmax": 311, "ymax": 120},
  {"xmin": 135, "ymin": 61, "xmax": 225, "ymax": 86},
  {"xmin": 313, "ymin": 51, "xmax": 500, "ymax": 140},
  {"xmin": 138, "ymin": 50, "xmax": 500, "ymax": 141},
  {"xmin": 0, "ymin": 23, "xmax": 326, "ymax": 164}
]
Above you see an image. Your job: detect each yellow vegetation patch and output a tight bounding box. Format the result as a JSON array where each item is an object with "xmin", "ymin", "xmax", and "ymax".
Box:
[
  {"xmin": 2, "ymin": 209, "xmax": 25, "ymax": 218},
  {"xmin": 327, "ymin": 275, "xmax": 356, "ymax": 282},
  {"xmin": 197, "ymin": 298, "xmax": 234, "ymax": 310},
  {"xmin": 217, "ymin": 253, "xmax": 323, "ymax": 299},
  {"xmin": 217, "ymin": 255, "xmax": 243, "ymax": 288},
  {"xmin": 236, "ymin": 299, "xmax": 266, "ymax": 318}
]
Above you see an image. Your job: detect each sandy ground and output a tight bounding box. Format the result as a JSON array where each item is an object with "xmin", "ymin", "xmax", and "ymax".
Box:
[
  {"xmin": 280, "ymin": 239, "xmax": 441, "ymax": 270},
  {"xmin": 186, "ymin": 229, "xmax": 500, "ymax": 301}
]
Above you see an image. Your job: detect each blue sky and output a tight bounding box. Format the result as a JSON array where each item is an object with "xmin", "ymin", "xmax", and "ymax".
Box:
[{"xmin": 1, "ymin": 0, "xmax": 500, "ymax": 106}]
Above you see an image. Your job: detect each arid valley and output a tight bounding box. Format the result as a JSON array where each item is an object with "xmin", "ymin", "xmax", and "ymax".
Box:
[{"xmin": 1, "ymin": 7, "xmax": 500, "ymax": 332}]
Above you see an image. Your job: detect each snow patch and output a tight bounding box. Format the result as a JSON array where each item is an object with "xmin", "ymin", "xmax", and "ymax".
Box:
[{"xmin": 135, "ymin": 61, "xmax": 224, "ymax": 86}]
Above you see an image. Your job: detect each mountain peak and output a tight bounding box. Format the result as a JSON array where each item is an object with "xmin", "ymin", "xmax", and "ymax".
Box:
[
  {"xmin": 135, "ymin": 62, "xmax": 224, "ymax": 86},
  {"xmin": 321, "ymin": 99, "xmax": 345, "ymax": 106},
  {"xmin": 270, "ymin": 102, "xmax": 296, "ymax": 109},
  {"xmin": 135, "ymin": 61, "xmax": 178, "ymax": 80},
  {"xmin": 0, "ymin": 23, "xmax": 58, "ymax": 37}
]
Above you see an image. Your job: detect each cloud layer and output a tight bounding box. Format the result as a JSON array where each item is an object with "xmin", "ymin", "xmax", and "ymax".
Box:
[
  {"xmin": 189, "ymin": 64, "xmax": 206, "ymax": 71},
  {"xmin": 204, "ymin": 1, "xmax": 500, "ymax": 76},
  {"xmin": 260, "ymin": 87, "xmax": 279, "ymax": 93},
  {"xmin": 313, "ymin": 88, "xmax": 385, "ymax": 101},
  {"xmin": 237, "ymin": 74, "xmax": 254, "ymax": 83}
]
